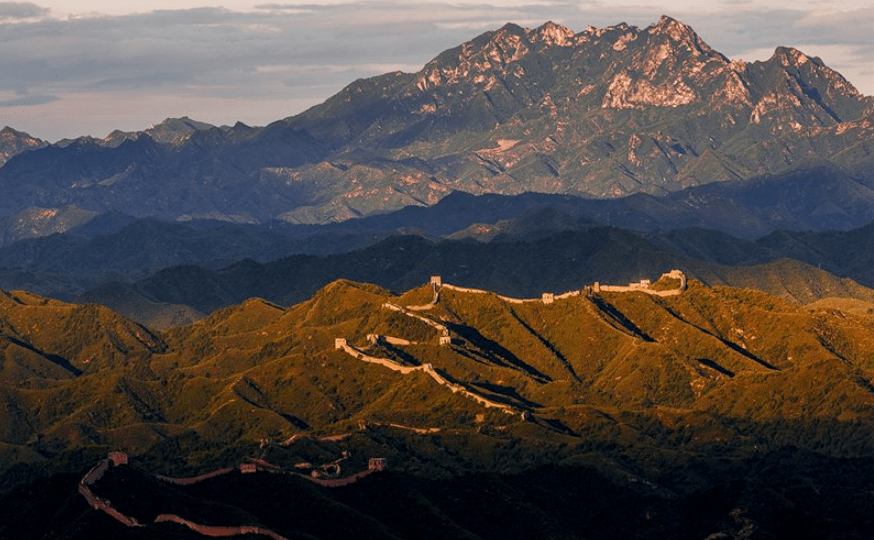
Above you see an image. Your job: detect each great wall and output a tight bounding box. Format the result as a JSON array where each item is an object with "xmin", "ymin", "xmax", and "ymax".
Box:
[
  {"xmin": 592, "ymin": 269, "xmax": 687, "ymax": 296},
  {"xmin": 333, "ymin": 271, "xmax": 687, "ymax": 418},
  {"xmin": 78, "ymin": 445, "xmax": 388, "ymax": 539},
  {"xmin": 77, "ymin": 270, "xmax": 687, "ymax": 538},
  {"xmin": 334, "ymin": 337, "xmax": 519, "ymax": 415}
]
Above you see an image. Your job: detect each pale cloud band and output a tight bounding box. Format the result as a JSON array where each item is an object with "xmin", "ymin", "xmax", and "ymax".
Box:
[{"xmin": 0, "ymin": 1, "xmax": 871, "ymax": 141}]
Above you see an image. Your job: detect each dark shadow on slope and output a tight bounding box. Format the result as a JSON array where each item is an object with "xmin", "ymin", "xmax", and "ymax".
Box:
[
  {"xmin": 587, "ymin": 295, "xmax": 655, "ymax": 342},
  {"xmin": 534, "ymin": 417, "xmax": 579, "ymax": 437},
  {"xmin": 3, "ymin": 334, "xmax": 83, "ymax": 377},
  {"xmin": 430, "ymin": 367, "xmax": 532, "ymax": 411},
  {"xmin": 661, "ymin": 306, "xmax": 780, "ymax": 371},
  {"xmin": 815, "ymin": 335, "xmax": 855, "ymax": 368},
  {"xmin": 697, "ymin": 358, "xmax": 734, "ymax": 378},
  {"xmin": 508, "ymin": 308, "xmax": 581, "ymax": 382},
  {"xmin": 468, "ymin": 381, "xmax": 543, "ymax": 409},
  {"xmin": 450, "ymin": 346, "xmax": 495, "ymax": 367},
  {"xmin": 379, "ymin": 344, "xmax": 421, "ymax": 367},
  {"xmin": 276, "ymin": 412, "xmax": 310, "ymax": 430},
  {"xmin": 445, "ymin": 322, "xmax": 552, "ymax": 382},
  {"xmin": 232, "ymin": 378, "xmax": 312, "ymax": 428}
]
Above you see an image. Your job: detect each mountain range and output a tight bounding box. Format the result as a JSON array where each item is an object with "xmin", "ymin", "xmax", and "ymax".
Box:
[
  {"xmin": 1, "ymin": 16, "xmax": 873, "ymax": 231},
  {"xmin": 4, "ymin": 16, "xmax": 874, "ymax": 538},
  {"xmin": 2, "ymin": 189, "xmax": 874, "ymax": 329}
]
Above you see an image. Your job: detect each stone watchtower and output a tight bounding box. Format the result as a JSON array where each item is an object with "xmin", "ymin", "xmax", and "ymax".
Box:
[
  {"xmin": 430, "ymin": 275, "xmax": 442, "ymax": 287},
  {"xmin": 368, "ymin": 457, "xmax": 388, "ymax": 471},
  {"xmin": 108, "ymin": 452, "xmax": 128, "ymax": 466}
]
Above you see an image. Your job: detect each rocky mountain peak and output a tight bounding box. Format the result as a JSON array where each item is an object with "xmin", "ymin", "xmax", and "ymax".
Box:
[
  {"xmin": 645, "ymin": 15, "xmax": 725, "ymax": 61},
  {"xmin": 0, "ymin": 126, "xmax": 47, "ymax": 167},
  {"xmin": 771, "ymin": 46, "xmax": 818, "ymax": 68},
  {"xmin": 1, "ymin": 126, "xmax": 26, "ymax": 137},
  {"xmin": 0, "ymin": 126, "xmax": 41, "ymax": 143},
  {"xmin": 649, "ymin": 15, "xmax": 697, "ymax": 40},
  {"xmin": 480, "ymin": 23, "xmax": 531, "ymax": 61},
  {"xmin": 744, "ymin": 45, "xmax": 867, "ymax": 126},
  {"xmin": 579, "ymin": 21, "xmax": 631, "ymax": 40},
  {"xmin": 765, "ymin": 46, "xmax": 859, "ymax": 93},
  {"xmin": 96, "ymin": 117, "xmax": 217, "ymax": 148},
  {"xmin": 531, "ymin": 21, "xmax": 575, "ymax": 47},
  {"xmin": 413, "ymin": 22, "xmax": 534, "ymax": 91},
  {"xmin": 599, "ymin": 17, "xmax": 734, "ymax": 110}
]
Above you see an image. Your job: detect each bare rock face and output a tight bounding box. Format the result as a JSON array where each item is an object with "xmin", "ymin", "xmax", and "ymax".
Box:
[
  {"xmin": 0, "ymin": 205, "xmax": 99, "ymax": 245},
  {"xmin": 0, "ymin": 126, "xmax": 46, "ymax": 167},
  {"xmin": 1, "ymin": 17, "xmax": 873, "ymax": 226},
  {"xmin": 282, "ymin": 16, "xmax": 873, "ymax": 218}
]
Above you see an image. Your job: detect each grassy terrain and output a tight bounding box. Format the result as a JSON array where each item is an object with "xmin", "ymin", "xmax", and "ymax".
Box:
[{"xmin": 3, "ymin": 277, "xmax": 874, "ymax": 537}]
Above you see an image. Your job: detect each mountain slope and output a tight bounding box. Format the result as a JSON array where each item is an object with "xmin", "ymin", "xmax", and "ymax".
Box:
[
  {"xmin": 4, "ymin": 277, "xmax": 874, "ymax": 460},
  {"xmin": 0, "ymin": 127, "xmax": 47, "ymax": 167},
  {"xmin": 4, "ymin": 278, "xmax": 874, "ymax": 537}
]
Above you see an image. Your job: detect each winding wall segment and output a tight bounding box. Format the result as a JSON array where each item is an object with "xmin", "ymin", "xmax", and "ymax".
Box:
[
  {"xmin": 340, "ymin": 343, "xmax": 421, "ymax": 374},
  {"xmin": 78, "ymin": 457, "xmax": 144, "ymax": 528},
  {"xmin": 154, "ymin": 514, "xmax": 289, "ymax": 540},
  {"xmin": 383, "ymin": 303, "xmax": 449, "ymax": 336},
  {"xmin": 335, "ymin": 338, "xmax": 519, "ymax": 415},
  {"xmin": 156, "ymin": 467, "xmax": 235, "ymax": 486},
  {"xmin": 79, "ymin": 449, "xmax": 387, "ymax": 539}
]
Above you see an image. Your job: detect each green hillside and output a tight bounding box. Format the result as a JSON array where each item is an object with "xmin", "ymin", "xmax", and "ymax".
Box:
[{"xmin": 4, "ymin": 276, "xmax": 874, "ymax": 537}]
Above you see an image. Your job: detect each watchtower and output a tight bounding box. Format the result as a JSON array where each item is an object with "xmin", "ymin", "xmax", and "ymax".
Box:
[
  {"xmin": 368, "ymin": 457, "xmax": 388, "ymax": 471},
  {"xmin": 108, "ymin": 452, "xmax": 128, "ymax": 466}
]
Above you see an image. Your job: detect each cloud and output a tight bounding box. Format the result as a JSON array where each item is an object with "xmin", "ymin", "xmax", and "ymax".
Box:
[
  {"xmin": 0, "ymin": 94, "xmax": 59, "ymax": 106},
  {"xmin": 0, "ymin": 2, "xmax": 48, "ymax": 19}
]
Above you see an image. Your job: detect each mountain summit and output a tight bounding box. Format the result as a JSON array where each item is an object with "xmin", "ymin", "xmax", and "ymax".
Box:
[{"xmin": 0, "ymin": 17, "xmax": 872, "ymax": 224}]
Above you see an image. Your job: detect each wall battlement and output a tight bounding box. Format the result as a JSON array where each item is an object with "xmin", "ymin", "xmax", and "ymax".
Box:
[
  {"xmin": 335, "ymin": 339, "xmax": 519, "ymax": 415},
  {"xmin": 436, "ymin": 271, "xmax": 686, "ymax": 303},
  {"xmin": 592, "ymin": 270, "xmax": 687, "ymax": 296}
]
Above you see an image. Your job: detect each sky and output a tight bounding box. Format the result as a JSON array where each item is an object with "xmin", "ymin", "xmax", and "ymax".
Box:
[{"xmin": 1, "ymin": 1, "xmax": 872, "ymax": 142}]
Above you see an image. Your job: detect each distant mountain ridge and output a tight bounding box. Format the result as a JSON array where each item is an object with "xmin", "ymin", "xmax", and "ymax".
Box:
[
  {"xmin": 0, "ymin": 16, "xmax": 872, "ymax": 229},
  {"xmin": 90, "ymin": 231, "xmax": 874, "ymax": 319},
  {"xmin": 5, "ymin": 186, "xmax": 874, "ymax": 325},
  {"xmin": 0, "ymin": 127, "xmax": 47, "ymax": 167}
]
